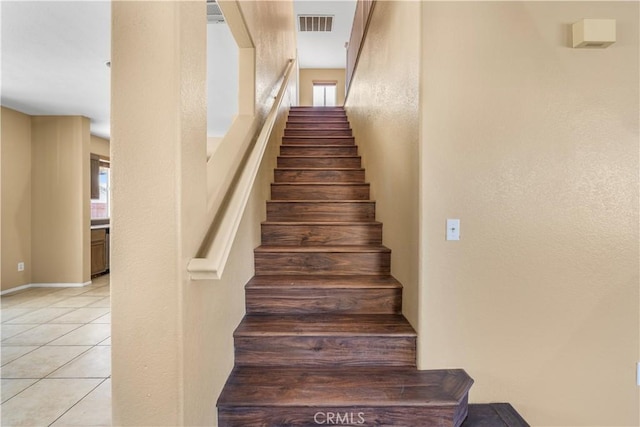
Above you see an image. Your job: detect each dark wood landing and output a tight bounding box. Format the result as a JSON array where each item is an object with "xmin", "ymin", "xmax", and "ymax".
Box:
[
  {"xmin": 463, "ymin": 404, "xmax": 530, "ymax": 427},
  {"xmin": 218, "ymin": 367, "xmax": 473, "ymax": 427}
]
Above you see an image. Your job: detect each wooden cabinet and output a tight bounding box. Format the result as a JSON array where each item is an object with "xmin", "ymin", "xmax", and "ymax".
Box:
[{"xmin": 91, "ymin": 228, "xmax": 109, "ymax": 276}]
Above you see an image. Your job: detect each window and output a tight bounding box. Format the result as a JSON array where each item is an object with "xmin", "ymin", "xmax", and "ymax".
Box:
[
  {"xmin": 91, "ymin": 161, "xmax": 110, "ymax": 220},
  {"xmin": 313, "ymin": 82, "xmax": 337, "ymax": 107}
]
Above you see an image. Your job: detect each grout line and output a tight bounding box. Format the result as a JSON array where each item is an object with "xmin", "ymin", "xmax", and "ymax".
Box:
[
  {"xmin": 1, "ymin": 275, "xmax": 112, "ymax": 426},
  {"xmin": 46, "ymin": 376, "xmax": 110, "ymax": 427}
]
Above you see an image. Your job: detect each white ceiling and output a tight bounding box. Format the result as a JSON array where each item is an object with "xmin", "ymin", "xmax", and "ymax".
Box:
[
  {"xmin": 1, "ymin": 1, "xmax": 111, "ymax": 139},
  {"xmin": 294, "ymin": 0, "xmax": 357, "ymax": 69},
  {"xmin": 0, "ymin": 0, "xmax": 356, "ymax": 140}
]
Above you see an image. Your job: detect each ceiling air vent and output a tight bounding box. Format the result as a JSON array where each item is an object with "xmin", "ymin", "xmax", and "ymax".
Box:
[
  {"xmin": 207, "ymin": 0, "xmax": 225, "ymax": 24},
  {"xmin": 298, "ymin": 15, "xmax": 333, "ymax": 32}
]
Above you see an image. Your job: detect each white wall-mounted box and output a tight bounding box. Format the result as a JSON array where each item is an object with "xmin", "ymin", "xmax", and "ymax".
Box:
[{"xmin": 572, "ymin": 19, "xmax": 616, "ymax": 48}]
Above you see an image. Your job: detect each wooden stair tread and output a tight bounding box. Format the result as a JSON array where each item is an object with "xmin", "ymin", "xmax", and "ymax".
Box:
[
  {"xmin": 246, "ymin": 274, "xmax": 401, "ymax": 289},
  {"xmin": 278, "ymin": 155, "xmax": 359, "ymax": 158},
  {"xmin": 218, "ymin": 367, "xmax": 473, "ymax": 407},
  {"xmin": 235, "ymin": 314, "xmax": 416, "ymax": 337},
  {"xmin": 272, "ymin": 182, "xmax": 368, "ymax": 186},
  {"xmin": 262, "ymin": 220, "xmax": 380, "ymax": 225},
  {"xmin": 282, "ymin": 135, "xmax": 353, "ymax": 139},
  {"xmin": 268, "ymin": 199, "xmax": 375, "ymax": 203},
  {"xmin": 275, "ymin": 167, "xmax": 365, "ymax": 171},
  {"xmin": 255, "ymin": 245, "xmax": 390, "ymax": 253}
]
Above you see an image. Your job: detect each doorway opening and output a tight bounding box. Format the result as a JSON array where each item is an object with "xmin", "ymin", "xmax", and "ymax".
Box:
[{"xmin": 312, "ymin": 81, "xmax": 337, "ymax": 107}]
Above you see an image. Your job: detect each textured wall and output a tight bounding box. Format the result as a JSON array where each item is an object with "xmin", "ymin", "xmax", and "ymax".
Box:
[
  {"xmin": 345, "ymin": 1, "xmax": 421, "ymax": 332},
  {"xmin": 90, "ymin": 135, "xmax": 110, "ymax": 158},
  {"xmin": 31, "ymin": 116, "xmax": 90, "ymax": 285},
  {"xmin": 299, "ymin": 68, "xmax": 346, "ymax": 106},
  {"xmin": 1, "ymin": 107, "xmax": 32, "ymax": 291},
  {"xmin": 111, "ymin": 1, "xmax": 296, "ymax": 425},
  {"xmin": 111, "ymin": 1, "xmax": 207, "ymax": 424},
  {"xmin": 420, "ymin": 2, "xmax": 639, "ymax": 425}
]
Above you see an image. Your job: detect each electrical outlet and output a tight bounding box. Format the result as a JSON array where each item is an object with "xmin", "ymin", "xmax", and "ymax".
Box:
[
  {"xmin": 637, "ymin": 362, "xmax": 640, "ymax": 386},
  {"xmin": 17, "ymin": 262, "xmax": 25, "ymax": 272}
]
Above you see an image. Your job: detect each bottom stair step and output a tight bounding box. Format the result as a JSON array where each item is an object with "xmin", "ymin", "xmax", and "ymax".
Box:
[
  {"xmin": 233, "ymin": 314, "xmax": 416, "ymax": 367},
  {"xmin": 218, "ymin": 367, "xmax": 474, "ymax": 427}
]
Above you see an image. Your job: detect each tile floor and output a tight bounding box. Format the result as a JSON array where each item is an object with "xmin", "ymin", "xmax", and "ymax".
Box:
[{"xmin": 1, "ymin": 275, "xmax": 111, "ymax": 426}]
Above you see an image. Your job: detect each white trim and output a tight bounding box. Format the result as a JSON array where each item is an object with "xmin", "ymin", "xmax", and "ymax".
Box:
[{"xmin": 1, "ymin": 281, "xmax": 92, "ymax": 296}]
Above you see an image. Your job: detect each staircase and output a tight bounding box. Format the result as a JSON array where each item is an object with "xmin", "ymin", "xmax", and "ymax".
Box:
[{"xmin": 217, "ymin": 106, "xmax": 474, "ymax": 427}]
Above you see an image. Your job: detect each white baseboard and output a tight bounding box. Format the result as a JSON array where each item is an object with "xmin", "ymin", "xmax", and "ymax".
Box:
[{"xmin": 1, "ymin": 281, "xmax": 92, "ymax": 296}]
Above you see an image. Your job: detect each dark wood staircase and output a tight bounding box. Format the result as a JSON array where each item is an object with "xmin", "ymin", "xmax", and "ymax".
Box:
[{"xmin": 217, "ymin": 106, "xmax": 474, "ymax": 426}]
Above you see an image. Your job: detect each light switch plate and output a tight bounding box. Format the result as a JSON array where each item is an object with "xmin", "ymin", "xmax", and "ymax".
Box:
[{"xmin": 446, "ymin": 219, "xmax": 460, "ymax": 241}]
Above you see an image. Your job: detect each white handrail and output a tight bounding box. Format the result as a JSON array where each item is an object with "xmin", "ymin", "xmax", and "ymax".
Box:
[{"xmin": 187, "ymin": 59, "xmax": 295, "ymax": 280}]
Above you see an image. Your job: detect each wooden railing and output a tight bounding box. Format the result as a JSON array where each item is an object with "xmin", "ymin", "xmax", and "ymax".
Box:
[
  {"xmin": 346, "ymin": 0, "xmax": 376, "ymax": 92},
  {"xmin": 188, "ymin": 59, "xmax": 296, "ymax": 280}
]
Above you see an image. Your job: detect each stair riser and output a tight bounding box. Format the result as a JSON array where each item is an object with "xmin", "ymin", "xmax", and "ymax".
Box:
[
  {"xmin": 285, "ymin": 129, "xmax": 353, "ymax": 137},
  {"xmin": 246, "ymin": 288, "xmax": 402, "ymax": 314},
  {"xmin": 282, "ymin": 136, "xmax": 355, "ymax": 145},
  {"xmin": 271, "ymin": 184, "xmax": 370, "ymax": 201},
  {"xmin": 280, "ymin": 145, "xmax": 357, "ymax": 156},
  {"xmin": 255, "ymin": 252, "xmax": 390, "ymax": 275},
  {"xmin": 261, "ymin": 223, "xmax": 382, "ymax": 245},
  {"xmin": 278, "ymin": 157, "xmax": 361, "ymax": 168},
  {"xmin": 288, "ymin": 110, "xmax": 347, "ymax": 115},
  {"xmin": 287, "ymin": 116, "xmax": 348, "ymax": 123},
  {"xmin": 286, "ymin": 122, "xmax": 350, "ymax": 129},
  {"xmin": 274, "ymin": 169, "xmax": 365, "ymax": 183},
  {"xmin": 219, "ymin": 404, "xmax": 468, "ymax": 427},
  {"xmin": 289, "ymin": 105, "xmax": 345, "ymax": 112},
  {"xmin": 266, "ymin": 202, "xmax": 376, "ymax": 222},
  {"xmin": 234, "ymin": 336, "xmax": 416, "ymax": 367}
]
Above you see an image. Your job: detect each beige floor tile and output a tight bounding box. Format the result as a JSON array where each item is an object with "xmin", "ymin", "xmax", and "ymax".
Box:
[
  {"xmin": 1, "ymin": 293, "xmax": 46, "ymax": 309},
  {"xmin": 6, "ymin": 307, "xmax": 75, "ymax": 324},
  {"xmin": 90, "ymin": 313, "xmax": 111, "ymax": 324},
  {"xmin": 51, "ymin": 308, "xmax": 110, "ymax": 324},
  {"xmin": 1, "ymin": 346, "xmax": 90, "ymax": 379},
  {"xmin": 1, "ymin": 378, "xmax": 38, "ymax": 403},
  {"xmin": 0, "ymin": 378, "xmax": 101, "ymax": 426},
  {"xmin": 1, "ymin": 346, "xmax": 38, "ymax": 366},
  {"xmin": 86, "ymin": 297, "xmax": 110, "ymax": 308},
  {"xmin": 49, "ymin": 324, "xmax": 110, "ymax": 346},
  {"xmin": 97, "ymin": 337, "xmax": 111, "ymax": 346},
  {"xmin": 90, "ymin": 276, "xmax": 110, "ymax": 287},
  {"xmin": 50, "ymin": 378, "xmax": 111, "ymax": 427},
  {"xmin": 2, "ymin": 324, "xmax": 82, "ymax": 346},
  {"xmin": 1, "ymin": 324, "xmax": 37, "ymax": 341},
  {"xmin": 50, "ymin": 296, "xmax": 105, "ymax": 308},
  {"xmin": 11, "ymin": 294, "xmax": 69, "ymax": 309},
  {"xmin": 48, "ymin": 346, "xmax": 110, "ymax": 379},
  {"xmin": 81, "ymin": 288, "xmax": 110, "ymax": 297},
  {"xmin": 1, "ymin": 308, "xmax": 36, "ymax": 323},
  {"xmin": 50, "ymin": 287, "xmax": 93, "ymax": 297}
]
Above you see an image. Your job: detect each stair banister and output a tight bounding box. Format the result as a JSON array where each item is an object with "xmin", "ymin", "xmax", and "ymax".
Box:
[{"xmin": 188, "ymin": 58, "xmax": 296, "ymax": 280}]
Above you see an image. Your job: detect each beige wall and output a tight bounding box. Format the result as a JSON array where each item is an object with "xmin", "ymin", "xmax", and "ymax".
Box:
[
  {"xmin": 1, "ymin": 107, "xmax": 32, "ymax": 291},
  {"xmin": 347, "ymin": 1, "xmax": 638, "ymax": 425},
  {"xmin": 90, "ymin": 135, "xmax": 110, "ymax": 158},
  {"xmin": 31, "ymin": 116, "xmax": 91, "ymax": 285},
  {"xmin": 299, "ymin": 68, "xmax": 346, "ymax": 106},
  {"xmin": 345, "ymin": 1, "xmax": 421, "ymax": 334},
  {"xmin": 110, "ymin": 1, "xmax": 296, "ymax": 425},
  {"xmin": 419, "ymin": 3, "xmax": 639, "ymax": 425},
  {"xmin": 183, "ymin": 2, "xmax": 296, "ymax": 425}
]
